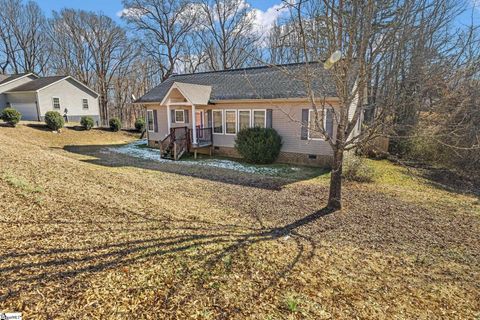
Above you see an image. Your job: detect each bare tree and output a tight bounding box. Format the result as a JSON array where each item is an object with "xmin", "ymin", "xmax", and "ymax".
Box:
[
  {"xmin": 277, "ymin": 0, "xmax": 468, "ymax": 209},
  {"xmin": 48, "ymin": 9, "xmax": 95, "ymax": 85},
  {"xmin": 0, "ymin": 0, "xmax": 48, "ymax": 74},
  {"xmin": 49, "ymin": 9, "xmax": 135, "ymax": 125},
  {"xmin": 110, "ymin": 55, "xmax": 158, "ymax": 127},
  {"xmin": 199, "ymin": 0, "xmax": 260, "ymax": 70},
  {"xmin": 121, "ymin": 0, "xmax": 199, "ymax": 81}
]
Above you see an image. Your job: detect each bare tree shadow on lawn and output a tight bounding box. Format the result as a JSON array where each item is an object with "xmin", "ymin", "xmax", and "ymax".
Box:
[
  {"xmin": 0, "ymin": 206, "xmax": 335, "ymax": 317},
  {"xmin": 63, "ymin": 144, "xmax": 328, "ymax": 191}
]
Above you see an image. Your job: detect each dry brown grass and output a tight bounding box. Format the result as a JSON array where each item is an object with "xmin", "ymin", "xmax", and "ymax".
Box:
[{"xmin": 0, "ymin": 123, "xmax": 479, "ymax": 319}]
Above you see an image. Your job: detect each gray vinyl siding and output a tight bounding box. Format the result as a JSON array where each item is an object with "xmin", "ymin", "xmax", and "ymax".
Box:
[
  {"xmin": 273, "ymin": 107, "xmax": 334, "ymax": 156},
  {"xmin": 146, "ymin": 104, "xmax": 169, "ymax": 142},
  {"xmin": 206, "ymin": 104, "xmax": 335, "ymax": 156},
  {"xmin": 146, "ymin": 101, "xmax": 339, "ymax": 157},
  {"xmin": 37, "ymin": 78, "xmax": 99, "ymax": 119}
]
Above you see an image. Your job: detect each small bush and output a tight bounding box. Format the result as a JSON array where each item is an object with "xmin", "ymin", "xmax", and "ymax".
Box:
[
  {"xmin": 109, "ymin": 117, "xmax": 121, "ymax": 132},
  {"xmin": 80, "ymin": 116, "xmax": 94, "ymax": 130},
  {"xmin": 342, "ymin": 152, "xmax": 374, "ymax": 183},
  {"xmin": 44, "ymin": 111, "xmax": 64, "ymax": 131},
  {"xmin": 235, "ymin": 127, "xmax": 282, "ymax": 164},
  {"xmin": 134, "ymin": 118, "xmax": 145, "ymax": 132},
  {"xmin": 1, "ymin": 108, "xmax": 21, "ymax": 126}
]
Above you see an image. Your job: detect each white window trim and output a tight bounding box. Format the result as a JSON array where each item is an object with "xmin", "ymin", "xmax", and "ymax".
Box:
[
  {"xmin": 237, "ymin": 109, "xmax": 251, "ymax": 132},
  {"xmin": 252, "ymin": 109, "xmax": 267, "ymax": 128},
  {"xmin": 82, "ymin": 98, "xmax": 89, "ymax": 109},
  {"xmin": 308, "ymin": 109, "xmax": 327, "ymax": 141},
  {"xmin": 147, "ymin": 110, "xmax": 154, "ymax": 132},
  {"xmin": 174, "ymin": 109, "xmax": 185, "ymax": 123},
  {"xmin": 52, "ymin": 97, "xmax": 61, "ymax": 109},
  {"xmin": 212, "ymin": 109, "xmax": 224, "ymax": 135},
  {"xmin": 224, "ymin": 109, "xmax": 237, "ymax": 135}
]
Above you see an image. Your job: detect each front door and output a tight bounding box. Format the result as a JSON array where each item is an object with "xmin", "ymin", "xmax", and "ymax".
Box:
[
  {"xmin": 195, "ymin": 111, "xmax": 204, "ymax": 140},
  {"xmin": 195, "ymin": 111, "xmax": 204, "ymax": 129}
]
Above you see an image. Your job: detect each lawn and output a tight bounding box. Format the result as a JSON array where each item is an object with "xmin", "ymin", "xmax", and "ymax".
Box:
[{"xmin": 0, "ymin": 123, "xmax": 479, "ymax": 319}]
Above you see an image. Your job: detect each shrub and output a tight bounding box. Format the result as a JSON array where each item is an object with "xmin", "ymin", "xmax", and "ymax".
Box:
[
  {"xmin": 109, "ymin": 117, "xmax": 121, "ymax": 132},
  {"xmin": 342, "ymin": 152, "xmax": 374, "ymax": 183},
  {"xmin": 80, "ymin": 116, "xmax": 94, "ymax": 130},
  {"xmin": 235, "ymin": 127, "xmax": 282, "ymax": 164},
  {"xmin": 1, "ymin": 108, "xmax": 21, "ymax": 127},
  {"xmin": 44, "ymin": 111, "xmax": 64, "ymax": 131},
  {"xmin": 134, "ymin": 117, "xmax": 146, "ymax": 132}
]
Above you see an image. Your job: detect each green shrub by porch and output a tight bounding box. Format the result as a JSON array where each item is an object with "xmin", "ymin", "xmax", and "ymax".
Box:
[
  {"xmin": 135, "ymin": 118, "xmax": 145, "ymax": 132},
  {"xmin": 80, "ymin": 116, "xmax": 94, "ymax": 130},
  {"xmin": 1, "ymin": 108, "xmax": 21, "ymax": 127},
  {"xmin": 235, "ymin": 127, "xmax": 282, "ymax": 164},
  {"xmin": 44, "ymin": 111, "xmax": 64, "ymax": 130},
  {"xmin": 109, "ymin": 117, "xmax": 121, "ymax": 132}
]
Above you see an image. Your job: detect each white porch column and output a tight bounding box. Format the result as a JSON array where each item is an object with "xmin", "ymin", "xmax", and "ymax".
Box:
[
  {"xmin": 166, "ymin": 103, "xmax": 171, "ymax": 134},
  {"xmin": 191, "ymin": 104, "xmax": 197, "ymax": 145}
]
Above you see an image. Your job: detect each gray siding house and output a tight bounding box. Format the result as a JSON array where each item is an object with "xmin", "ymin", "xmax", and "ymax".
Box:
[
  {"xmin": 0, "ymin": 73, "xmax": 100, "ymax": 123},
  {"xmin": 135, "ymin": 63, "xmax": 362, "ymax": 167}
]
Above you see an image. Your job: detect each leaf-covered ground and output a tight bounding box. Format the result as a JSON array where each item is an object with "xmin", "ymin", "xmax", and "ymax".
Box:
[{"xmin": 0, "ymin": 123, "xmax": 479, "ymax": 319}]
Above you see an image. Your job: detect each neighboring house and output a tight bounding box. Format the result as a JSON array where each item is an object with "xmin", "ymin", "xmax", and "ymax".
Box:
[
  {"xmin": 135, "ymin": 63, "xmax": 362, "ymax": 166},
  {"xmin": 0, "ymin": 73, "xmax": 100, "ymax": 124}
]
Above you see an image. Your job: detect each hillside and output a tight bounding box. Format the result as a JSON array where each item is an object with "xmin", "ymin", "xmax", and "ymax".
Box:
[{"xmin": 0, "ymin": 123, "xmax": 479, "ymax": 319}]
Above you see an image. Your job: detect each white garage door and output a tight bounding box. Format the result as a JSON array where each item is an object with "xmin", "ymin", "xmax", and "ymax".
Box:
[{"xmin": 10, "ymin": 103, "xmax": 38, "ymax": 121}]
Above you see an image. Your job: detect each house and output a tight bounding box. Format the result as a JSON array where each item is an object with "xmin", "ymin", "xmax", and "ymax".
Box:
[
  {"xmin": 0, "ymin": 73, "xmax": 100, "ymax": 124},
  {"xmin": 135, "ymin": 63, "xmax": 362, "ymax": 166}
]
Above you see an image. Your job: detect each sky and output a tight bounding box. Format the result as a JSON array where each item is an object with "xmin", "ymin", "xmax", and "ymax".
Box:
[
  {"xmin": 35, "ymin": 0, "xmax": 480, "ymax": 28},
  {"xmin": 37, "ymin": 0, "xmax": 283, "ymax": 21}
]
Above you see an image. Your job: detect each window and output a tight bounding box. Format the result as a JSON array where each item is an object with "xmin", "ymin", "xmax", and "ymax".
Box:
[
  {"xmin": 175, "ymin": 109, "xmax": 185, "ymax": 123},
  {"xmin": 253, "ymin": 110, "xmax": 266, "ymax": 128},
  {"xmin": 82, "ymin": 98, "xmax": 89, "ymax": 109},
  {"xmin": 225, "ymin": 110, "xmax": 237, "ymax": 134},
  {"xmin": 147, "ymin": 110, "xmax": 154, "ymax": 132},
  {"xmin": 213, "ymin": 110, "xmax": 223, "ymax": 134},
  {"xmin": 308, "ymin": 109, "xmax": 326, "ymax": 140},
  {"xmin": 52, "ymin": 97, "xmax": 60, "ymax": 109},
  {"xmin": 238, "ymin": 110, "xmax": 251, "ymax": 131}
]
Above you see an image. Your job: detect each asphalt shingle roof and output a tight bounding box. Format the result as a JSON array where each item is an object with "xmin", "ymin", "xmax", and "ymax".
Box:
[
  {"xmin": 0, "ymin": 73, "xmax": 32, "ymax": 86},
  {"xmin": 136, "ymin": 62, "xmax": 336, "ymax": 103},
  {"xmin": 7, "ymin": 76, "xmax": 67, "ymax": 92}
]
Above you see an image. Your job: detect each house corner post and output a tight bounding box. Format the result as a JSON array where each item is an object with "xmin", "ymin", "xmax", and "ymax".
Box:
[
  {"xmin": 166, "ymin": 103, "xmax": 171, "ymax": 133},
  {"xmin": 192, "ymin": 104, "xmax": 197, "ymax": 145}
]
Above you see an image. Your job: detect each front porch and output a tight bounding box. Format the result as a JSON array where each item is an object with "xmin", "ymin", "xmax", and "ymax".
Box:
[
  {"xmin": 159, "ymin": 126, "xmax": 213, "ymax": 160},
  {"xmin": 159, "ymin": 82, "xmax": 214, "ymax": 160}
]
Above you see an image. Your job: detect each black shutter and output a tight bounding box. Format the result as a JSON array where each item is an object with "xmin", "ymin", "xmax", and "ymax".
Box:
[
  {"xmin": 171, "ymin": 109, "xmax": 176, "ymax": 123},
  {"xmin": 184, "ymin": 110, "xmax": 189, "ymax": 123},
  {"xmin": 301, "ymin": 109, "xmax": 309, "ymax": 140},
  {"xmin": 266, "ymin": 109, "xmax": 273, "ymax": 128},
  {"xmin": 153, "ymin": 110, "xmax": 158, "ymax": 132},
  {"xmin": 326, "ymin": 108, "xmax": 334, "ymax": 138},
  {"xmin": 207, "ymin": 110, "xmax": 212, "ymax": 128}
]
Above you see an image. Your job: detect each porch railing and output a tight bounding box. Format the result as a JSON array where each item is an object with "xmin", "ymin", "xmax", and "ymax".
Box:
[
  {"xmin": 191, "ymin": 127, "xmax": 213, "ymax": 147},
  {"xmin": 160, "ymin": 126, "xmax": 189, "ymax": 160}
]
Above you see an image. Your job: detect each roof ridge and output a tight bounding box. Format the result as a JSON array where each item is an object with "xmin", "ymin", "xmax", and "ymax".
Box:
[{"xmin": 171, "ymin": 61, "xmax": 321, "ymax": 78}]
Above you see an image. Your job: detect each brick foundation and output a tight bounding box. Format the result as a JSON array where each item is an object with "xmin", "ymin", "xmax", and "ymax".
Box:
[
  {"xmin": 148, "ymin": 140, "xmax": 332, "ymax": 167},
  {"xmin": 277, "ymin": 151, "xmax": 332, "ymax": 167},
  {"xmin": 213, "ymin": 145, "xmax": 332, "ymax": 167}
]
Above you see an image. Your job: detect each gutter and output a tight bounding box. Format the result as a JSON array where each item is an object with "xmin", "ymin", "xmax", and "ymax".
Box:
[{"xmin": 35, "ymin": 91, "xmax": 41, "ymax": 121}]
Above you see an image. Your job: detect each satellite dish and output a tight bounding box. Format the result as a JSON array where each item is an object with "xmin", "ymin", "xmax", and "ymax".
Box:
[{"xmin": 324, "ymin": 50, "xmax": 342, "ymax": 70}]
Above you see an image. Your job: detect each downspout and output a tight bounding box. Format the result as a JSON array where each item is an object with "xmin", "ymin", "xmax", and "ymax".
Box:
[{"xmin": 35, "ymin": 91, "xmax": 41, "ymax": 122}]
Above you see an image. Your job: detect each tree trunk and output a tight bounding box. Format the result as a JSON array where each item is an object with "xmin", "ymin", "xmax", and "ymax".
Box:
[{"xmin": 328, "ymin": 148, "xmax": 344, "ymax": 210}]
